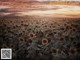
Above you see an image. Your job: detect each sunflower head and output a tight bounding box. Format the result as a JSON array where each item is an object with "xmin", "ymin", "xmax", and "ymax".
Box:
[
  {"xmin": 28, "ymin": 32, "xmax": 36, "ymax": 39},
  {"xmin": 59, "ymin": 37, "xmax": 65, "ymax": 43},
  {"xmin": 2, "ymin": 44, "xmax": 8, "ymax": 48},
  {"xmin": 69, "ymin": 47, "xmax": 77, "ymax": 56},
  {"xmin": 18, "ymin": 36, "xmax": 25, "ymax": 45},
  {"xmin": 42, "ymin": 38, "xmax": 48, "ymax": 45}
]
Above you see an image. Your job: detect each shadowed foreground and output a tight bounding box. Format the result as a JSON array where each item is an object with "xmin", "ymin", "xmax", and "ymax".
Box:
[{"xmin": 0, "ymin": 16, "xmax": 80, "ymax": 60}]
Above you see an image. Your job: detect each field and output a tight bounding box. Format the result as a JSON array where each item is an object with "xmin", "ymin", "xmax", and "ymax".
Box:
[
  {"xmin": 0, "ymin": 1, "xmax": 80, "ymax": 60},
  {"xmin": 0, "ymin": 16, "xmax": 80, "ymax": 60}
]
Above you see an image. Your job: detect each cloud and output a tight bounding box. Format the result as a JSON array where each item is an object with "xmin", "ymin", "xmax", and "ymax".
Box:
[{"xmin": 36, "ymin": 0, "xmax": 80, "ymax": 1}]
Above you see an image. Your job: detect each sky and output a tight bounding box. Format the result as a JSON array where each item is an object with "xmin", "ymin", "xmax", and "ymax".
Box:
[
  {"xmin": 0, "ymin": 0, "xmax": 80, "ymax": 2},
  {"xmin": 36, "ymin": 0, "xmax": 80, "ymax": 1}
]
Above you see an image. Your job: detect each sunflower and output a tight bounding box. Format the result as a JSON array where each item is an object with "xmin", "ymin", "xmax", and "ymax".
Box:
[
  {"xmin": 69, "ymin": 26, "xmax": 73, "ymax": 30},
  {"xmin": 9, "ymin": 44, "xmax": 15, "ymax": 52},
  {"xmin": 71, "ymin": 28, "xmax": 76, "ymax": 32},
  {"xmin": 28, "ymin": 32, "xmax": 36, "ymax": 39},
  {"xmin": 64, "ymin": 23, "xmax": 67, "ymax": 26},
  {"xmin": 18, "ymin": 36, "xmax": 25, "ymax": 45},
  {"xmin": 57, "ymin": 49, "xmax": 61, "ymax": 54},
  {"xmin": 9, "ymin": 44, "xmax": 14, "ymax": 48},
  {"xmin": 66, "ymin": 25, "xmax": 70, "ymax": 29},
  {"xmin": 51, "ymin": 48, "xmax": 57, "ymax": 54},
  {"xmin": 2, "ymin": 44, "xmax": 8, "ymax": 48},
  {"xmin": 69, "ymin": 47, "xmax": 77, "ymax": 56},
  {"xmin": 42, "ymin": 38, "xmax": 48, "ymax": 45},
  {"xmin": 38, "ymin": 30, "xmax": 44, "ymax": 37},
  {"xmin": 59, "ymin": 37, "xmax": 65, "ymax": 43},
  {"xmin": 27, "ymin": 38, "xmax": 33, "ymax": 44},
  {"xmin": 62, "ymin": 31, "xmax": 69, "ymax": 36},
  {"xmin": 71, "ymin": 41, "xmax": 77, "ymax": 46}
]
